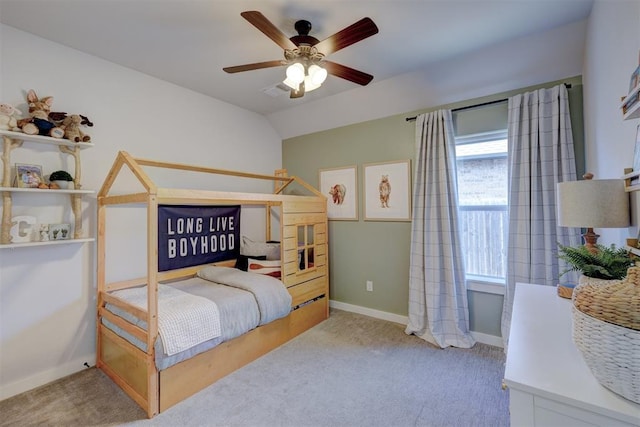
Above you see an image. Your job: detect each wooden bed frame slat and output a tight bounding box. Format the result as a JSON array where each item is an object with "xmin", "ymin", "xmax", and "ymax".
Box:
[{"xmin": 97, "ymin": 152, "xmax": 329, "ymax": 418}]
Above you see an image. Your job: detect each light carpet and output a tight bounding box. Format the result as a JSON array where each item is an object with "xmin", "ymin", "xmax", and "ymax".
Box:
[{"xmin": 0, "ymin": 309, "xmax": 509, "ymax": 426}]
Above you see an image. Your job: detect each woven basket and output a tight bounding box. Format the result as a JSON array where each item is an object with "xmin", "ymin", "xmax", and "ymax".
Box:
[
  {"xmin": 573, "ymin": 270, "xmax": 640, "ymax": 331},
  {"xmin": 572, "ymin": 267, "xmax": 640, "ymax": 403}
]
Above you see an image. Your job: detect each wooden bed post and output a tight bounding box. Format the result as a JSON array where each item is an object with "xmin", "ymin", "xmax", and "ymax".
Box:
[
  {"xmin": 96, "ymin": 197, "xmax": 106, "ymax": 368},
  {"xmin": 146, "ymin": 193, "xmax": 160, "ymax": 417}
]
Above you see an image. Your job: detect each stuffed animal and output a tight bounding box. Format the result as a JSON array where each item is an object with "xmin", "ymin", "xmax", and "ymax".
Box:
[
  {"xmin": 60, "ymin": 114, "xmax": 91, "ymax": 142},
  {"xmin": 0, "ymin": 103, "xmax": 21, "ymax": 131},
  {"xmin": 16, "ymin": 89, "xmax": 64, "ymax": 138}
]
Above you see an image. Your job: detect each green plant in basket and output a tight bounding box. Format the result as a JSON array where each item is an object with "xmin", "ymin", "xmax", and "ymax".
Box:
[{"xmin": 557, "ymin": 243, "xmax": 634, "ymax": 280}]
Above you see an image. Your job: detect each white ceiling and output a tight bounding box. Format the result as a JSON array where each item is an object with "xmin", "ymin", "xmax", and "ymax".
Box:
[{"xmin": 0, "ymin": 0, "xmax": 594, "ymax": 138}]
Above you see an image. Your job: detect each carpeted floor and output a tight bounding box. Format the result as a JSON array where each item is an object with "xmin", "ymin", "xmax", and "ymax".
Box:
[{"xmin": 0, "ymin": 309, "xmax": 509, "ymax": 427}]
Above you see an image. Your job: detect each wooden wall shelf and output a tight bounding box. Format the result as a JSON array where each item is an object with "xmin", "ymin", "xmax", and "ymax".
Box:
[{"xmin": 1, "ymin": 130, "xmax": 94, "ymax": 246}]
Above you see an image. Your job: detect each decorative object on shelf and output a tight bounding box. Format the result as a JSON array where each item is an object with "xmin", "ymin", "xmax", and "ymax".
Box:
[
  {"xmin": 363, "ymin": 159, "xmax": 411, "ymax": 221},
  {"xmin": 318, "ymin": 165, "xmax": 358, "ymax": 221},
  {"xmin": 572, "ymin": 266, "xmax": 640, "ymax": 404},
  {"xmin": 39, "ymin": 224, "xmax": 50, "ymax": 241},
  {"xmin": 49, "ymin": 223, "xmax": 70, "ymax": 240},
  {"xmin": 14, "ymin": 163, "xmax": 43, "ymax": 188},
  {"xmin": 630, "ymin": 64, "xmax": 640, "ymax": 93},
  {"xmin": 48, "ymin": 170, "xmax": 74, "ymax": 189},
  {"xmin": 0, "ymin": 103, "xmax": 21, "ymax": 131},
  {"xmin": 634, "ymin": 125, "xmax": 640, "ymax": 177},
  {"xmin": 9, "ymin": 215, "xmax": 37, "ymax": 243},
  {"xmin": 556, "ymin": 173, "xmax": 630, "ymax": 253},
  {"xmin": 16, "ymin": 90, "xmax": 64, "ymax": 138},
  {"xmin": 60, "ymin": 114, "xmax": 92, "ymax": 143},
  {"xmin": 557, "ymin": 243, "xmax": 634, "ymax": 281}
]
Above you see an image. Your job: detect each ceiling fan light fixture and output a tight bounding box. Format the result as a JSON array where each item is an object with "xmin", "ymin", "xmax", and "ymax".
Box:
[
  {"xmin": 308, "ymin": 64, "xmax": 328, "ymax": 85},
  {"xmin": 303, "ymin": 75, "xmax": 321, "ymax": 92},
  {"xmin": 282, "ymin": 77, "xmax": 300, "ymax": 91},
  {"xmin": 286, "ymin": 63, "xmax": 305, "ymax": 84}
]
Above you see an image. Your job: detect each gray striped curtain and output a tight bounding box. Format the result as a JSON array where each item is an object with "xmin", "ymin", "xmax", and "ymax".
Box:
[
  {"xmin": 405, "ymin": 110, "xmax": 475, "ymax": 349},
  {"xmin": 501, "ymin": 84, "xmax": 580, "ymax": 349}
]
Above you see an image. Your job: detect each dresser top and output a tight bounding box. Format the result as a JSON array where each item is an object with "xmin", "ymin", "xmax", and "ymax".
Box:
[{"xmin": 504, "ymin": 283, "xmax": 640, "ymax": 424}]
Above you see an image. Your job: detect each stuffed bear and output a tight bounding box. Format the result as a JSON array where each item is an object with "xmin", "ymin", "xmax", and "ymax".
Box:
[
  {"xmin": 16, "ymin": 89, "xmax": 64, "ymax": 138},
  {"xmin": 60, "ymin": 114, "xmax": 91, "ymax": 142},
  {"xmin": 0, "ymin": 103, "xmax": 21, "ymax": 131}
]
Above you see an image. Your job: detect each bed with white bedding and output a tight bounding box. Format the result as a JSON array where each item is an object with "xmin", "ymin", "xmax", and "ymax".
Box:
[
  {"xmin": 102, "ymin": 268, "xmax": 292, "ymax": 370},
  {"xmin": 96, "ymin": 152, "xmax": 329, "ymax": 418}
]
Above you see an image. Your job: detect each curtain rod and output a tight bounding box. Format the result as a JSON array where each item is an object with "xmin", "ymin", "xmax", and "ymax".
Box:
[{"xmin": 405, "ymin": 83, "xmax": 572, "ymax": 122}]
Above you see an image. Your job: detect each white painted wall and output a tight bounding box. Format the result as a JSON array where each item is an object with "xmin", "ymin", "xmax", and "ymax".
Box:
[
  {"xmin": 0, "ymin": 25, "xmax": 282, "ymax": 399},
  {"xmin": 582, "ymin": 1, "xmax": 640, "ymax": 246}
]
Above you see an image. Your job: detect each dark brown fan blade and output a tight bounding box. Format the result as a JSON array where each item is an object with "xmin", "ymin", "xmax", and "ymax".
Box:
[
  {"xmin": 323, "ymin": 61, "xmax": 373, "ymax": 86},
  {"xmin": 223, "ymin": 60, "xmax": 284, "ymax": 73},
  {"xmin": 313, "ymin": 17, "xmax": 378, "ymax": 55},
  {"xmin": 241, "ymin": 11, "xmax": 296, "ymax": 50},
  {"xmin": 290, "ymin": 81, "xmax": 305, "ymax": 98}
]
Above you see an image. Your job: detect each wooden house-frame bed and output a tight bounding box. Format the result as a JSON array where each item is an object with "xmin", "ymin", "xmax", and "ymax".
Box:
[{"xmin": 97, "ymin": 151, "xmax": 329, "ymax": 418}]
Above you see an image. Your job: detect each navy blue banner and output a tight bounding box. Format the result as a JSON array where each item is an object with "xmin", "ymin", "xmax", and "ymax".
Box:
[{"xmin": 158, "ymin": 205, "xmax": 240, "ymax": 271}]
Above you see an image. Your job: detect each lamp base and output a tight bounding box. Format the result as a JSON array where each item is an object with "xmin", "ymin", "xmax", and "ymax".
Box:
[{"xmin": 583, "ymin": 228, "xmax": 600, "ymax": 254}]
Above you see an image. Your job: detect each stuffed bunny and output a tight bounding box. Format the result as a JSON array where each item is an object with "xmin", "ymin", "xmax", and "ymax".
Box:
[{"xmin": 17, "ymin": 89, "xmax": 64, "ymax": 138}]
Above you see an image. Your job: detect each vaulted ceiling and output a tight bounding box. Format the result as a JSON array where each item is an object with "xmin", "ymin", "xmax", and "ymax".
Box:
[{"xmin": 0, "ymin": 0, "xmax": 594, "ymax": 138}]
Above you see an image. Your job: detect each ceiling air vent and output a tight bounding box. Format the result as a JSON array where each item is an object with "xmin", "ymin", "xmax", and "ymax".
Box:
[{"xmin": 261, "ymin": 83, "xmax": 290, "ymax": 98}]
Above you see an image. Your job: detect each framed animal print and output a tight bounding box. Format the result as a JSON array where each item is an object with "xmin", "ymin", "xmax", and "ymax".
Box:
[
  {"xmin": 363, "ymin": 160, "xmax": 411, "ymax": 221},
  {"xmin": 319, "ymin": 165, "xmax": 358, "ymax": 221}
]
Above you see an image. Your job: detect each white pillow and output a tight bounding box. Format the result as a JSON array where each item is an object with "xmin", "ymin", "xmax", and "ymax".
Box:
[{"xmin": 241, "ymin": 236, "xmax": 281, "ymax": 260}]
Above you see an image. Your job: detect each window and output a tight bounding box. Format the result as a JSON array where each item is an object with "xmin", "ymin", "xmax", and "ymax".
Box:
[
  {"xmin": 297, "ymin": 224, "xmax": 315, "ymax": 271},
  {"xmin": 455, "ymin": 130, "xmax": 508, "ymax": 282}
]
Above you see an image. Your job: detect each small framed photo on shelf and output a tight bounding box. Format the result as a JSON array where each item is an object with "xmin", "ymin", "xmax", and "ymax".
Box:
[
  {"xmin": 49, "ymin": 223, "xmax": 70, "ymax": 240},
  {"xmin": 634, "ymin": 125, "xmax": 640, "ymax": 175},
  {"xmin": 630, "ymin": 65, "xmax": 640, "ymax": 92},
  {"xmin": 15, "ymin": 163, "xmax": 43, "ymax": 188}
]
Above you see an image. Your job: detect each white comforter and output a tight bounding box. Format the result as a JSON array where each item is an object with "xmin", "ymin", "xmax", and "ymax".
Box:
[{"xmin": 112, "ymin": 284, "xmax": 221, "ymax": 356}]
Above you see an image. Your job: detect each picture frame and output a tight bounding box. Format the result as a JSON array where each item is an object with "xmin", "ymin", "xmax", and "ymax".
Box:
[
  {"xmin": 634, "ymin": 125, "xmax": 640, "ymax": 173},
  {"xmin": 318, "ymin": 165, "xmax": 358, "ymax": 221},
  {"xmin": 49, "ymin": 223, "xmax": 71, "ymax": 241},
  {"xmin": 15, "ymin": 163, "xmax": 43, "ymax": 188},
  {"xmin": 630, "ymin": 65, "xmax": 640, "ymax": 92},
  {"xmin": 363, "ymin": 159, "xmax": 411, "ymax": 221}
]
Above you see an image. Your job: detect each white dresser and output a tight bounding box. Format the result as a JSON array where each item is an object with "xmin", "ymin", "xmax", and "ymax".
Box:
[{"xmin": 504, "ymin": 283, "xmax": 640, "ymax": 426}]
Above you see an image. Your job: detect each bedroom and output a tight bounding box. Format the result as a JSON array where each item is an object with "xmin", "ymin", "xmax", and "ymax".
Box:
[{"xmin": 1, "ymin": 0, "xmax": 639, "ymax": 424}]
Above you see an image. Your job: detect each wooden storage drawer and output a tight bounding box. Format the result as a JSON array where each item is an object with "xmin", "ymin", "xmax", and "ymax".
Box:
[{"xmin": 288, "ymin": 276, "xmax": 327, "ymax": 306}]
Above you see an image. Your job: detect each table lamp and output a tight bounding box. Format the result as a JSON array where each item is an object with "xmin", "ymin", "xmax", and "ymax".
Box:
[{"xmin": 556, "ymin": 173, "xmax": 630, "ymax": 253}]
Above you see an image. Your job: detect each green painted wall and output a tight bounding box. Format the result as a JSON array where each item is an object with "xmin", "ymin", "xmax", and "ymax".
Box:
[{"xmin": 283, "ymin": 76, "xmax": 584, "ymax": 337}]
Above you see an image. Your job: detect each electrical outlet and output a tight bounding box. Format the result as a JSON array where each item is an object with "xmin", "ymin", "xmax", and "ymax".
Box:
[{"xmin": 366, "ymin": 280, "xmax": 373, "ymax": 292}]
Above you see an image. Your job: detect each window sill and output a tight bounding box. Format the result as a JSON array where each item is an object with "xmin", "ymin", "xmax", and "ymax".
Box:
[{"xmin": 466, "ymin": 276, "xmax": 505, "ymax": 295}]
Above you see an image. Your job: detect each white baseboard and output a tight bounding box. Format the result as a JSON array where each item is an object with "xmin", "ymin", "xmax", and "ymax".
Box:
[
  {"xmin": 329, "ymin": 299, "xmax": 503, "ymax": 348},
  {"xmin": 0, "ymin": 355, "xmax": 94, "ymax": 401},
  {"xmin": 329, "ymin": 300, "xmax": 409, "ymax": 325},
  {"xmin": 470, "ymin": 331, "xmax": 504, "ymax": 348}
]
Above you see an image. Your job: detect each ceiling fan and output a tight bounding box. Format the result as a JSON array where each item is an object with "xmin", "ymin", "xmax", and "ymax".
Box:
[{"xmin": 223, "ymin": 11, "xmax": 379, "ymax": 98}]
